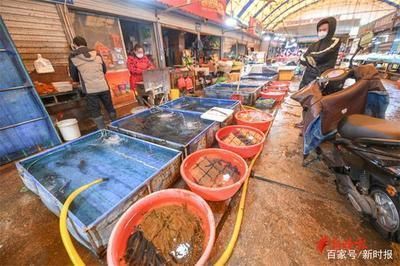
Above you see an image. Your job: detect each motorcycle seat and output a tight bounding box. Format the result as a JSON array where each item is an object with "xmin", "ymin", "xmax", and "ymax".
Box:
[{"xmin": 338, "ymin": 114, "xmax": 400, "ymax": 140}]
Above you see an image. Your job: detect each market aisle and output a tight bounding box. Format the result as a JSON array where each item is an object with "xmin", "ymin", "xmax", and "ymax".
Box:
[
  {"xmin": 212, "ymin": 81, "xmax": 400, "ymax": 265},
  {"xmin": 1, "ymin": 81, "xmax": 400, "ymax": 265}
]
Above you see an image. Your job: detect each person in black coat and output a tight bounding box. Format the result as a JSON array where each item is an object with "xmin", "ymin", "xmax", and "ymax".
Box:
[{"xmin": 299, "ymin": 17, "xmax": 341, "ymax": 89}]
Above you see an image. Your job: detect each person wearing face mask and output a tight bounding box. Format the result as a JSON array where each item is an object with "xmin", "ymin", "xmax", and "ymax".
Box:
[
  {"xmin": 68, "ymin": 36, "xmax": 116, "ymax": 129},
  {"xmin": 127, "ymin": 44, "xmax": 155, "ymax": 105},
  {"xmin": 299, "ymin": 17, "xmax": 341, "ymax": 90}
]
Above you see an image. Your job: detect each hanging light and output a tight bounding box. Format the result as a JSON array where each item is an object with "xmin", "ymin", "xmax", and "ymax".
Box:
[
  {"xmin": 264, "ymin": 35, "xmax": 271, "ymax": 41},
  {"xmin": 225, "ymin": 17, "xmax": 237, "ymax": 27}
]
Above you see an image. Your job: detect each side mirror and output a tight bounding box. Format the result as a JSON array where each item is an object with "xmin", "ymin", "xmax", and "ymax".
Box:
[{"xmin": 359, "ymin": 31, "xmax": 373, "ymax": 48}]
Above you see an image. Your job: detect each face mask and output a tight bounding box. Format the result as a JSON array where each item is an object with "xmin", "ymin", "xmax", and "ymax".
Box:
[
  {"xmin": 136, "ymin": 53, "xmax": 144, "ymax": 58},
  {"xmin": 318, "ymin": 30, "xmax": 328, "ymax": 40}
]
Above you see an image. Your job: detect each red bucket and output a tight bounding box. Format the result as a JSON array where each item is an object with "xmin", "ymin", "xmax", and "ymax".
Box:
[
  {"xmin": 107, "ymin": 189, "xmax": 215, "ymax": 266},
  {"xmin": 235, "ymin": 110, "xmax": 273, "ymax": 132},
  {"xmin": 181, "ymin": 148, "xmax": 248, "ymax": 201},
  {"xmin": 216, "ymin": 125, "xmax": 265, "ymax": 158},
  {"xmin": 260, "ymin": 91, "xmax": 286, "ymax": 102}
]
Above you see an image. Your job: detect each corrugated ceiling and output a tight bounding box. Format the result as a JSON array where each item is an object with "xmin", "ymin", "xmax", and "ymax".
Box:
[{"xmin": 226, "ymin": 0, "xmax": 399, "ymax": 30}]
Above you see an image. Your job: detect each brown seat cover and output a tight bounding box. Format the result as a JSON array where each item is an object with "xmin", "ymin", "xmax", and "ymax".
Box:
[
  {"xmin": 338, "ymin": 114, "xmax": 400, "ymax": 140},
  {"xmin": 320, "ymin": 80, "xmax": 368, "ymax": 134}
]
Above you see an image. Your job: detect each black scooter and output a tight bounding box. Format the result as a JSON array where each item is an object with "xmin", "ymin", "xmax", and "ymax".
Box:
[{"xmin": 293, "ymin": 33, "xmax": 400, "ymax": 242}]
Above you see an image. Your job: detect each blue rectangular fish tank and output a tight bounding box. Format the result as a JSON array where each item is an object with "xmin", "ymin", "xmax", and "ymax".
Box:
[
  {"xmin": 232, "ymin": 79, "xmax": 270, "ymax": 87},
  {"xmin": 161, "ymin": 97, "xmax": 240, "ymax": 113},
  {"xmin": 110, "ymin": 107, "xmax": 219, "ymax": 157},
  {"xmin": 241, "ymin": 74, "xmax": 276, "ymax": 81},
  {"xmin": 16, "ymin": 130, "xmax": 182, "ymax": 255},
  {"xmin": 204, "ymin": 83, "xmax": 261, "ymax": 106}
]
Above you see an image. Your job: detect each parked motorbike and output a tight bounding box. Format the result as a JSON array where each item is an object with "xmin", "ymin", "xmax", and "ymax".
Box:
[{"xmin": 292, "ymin": 32, "xmax": 400, "ymax": 241}]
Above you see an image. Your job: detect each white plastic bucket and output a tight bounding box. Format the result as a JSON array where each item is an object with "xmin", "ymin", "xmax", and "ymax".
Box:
[{"xmin": 57, "ymin": 118, "xmax": 81, "ymax": 141}]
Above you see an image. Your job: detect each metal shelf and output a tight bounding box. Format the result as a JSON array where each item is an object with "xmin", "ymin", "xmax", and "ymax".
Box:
[{"xmin": 40, "ymin": 89, "xmax": 81, "ymax": 107}]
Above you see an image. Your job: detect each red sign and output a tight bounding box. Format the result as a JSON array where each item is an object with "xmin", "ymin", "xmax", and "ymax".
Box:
[
  {"xmin": 248, "ymin": 17, "xmax": 262, "ymax": 36},
  {"xmin": 316, "ymin": 236, "xmax": 368, "ymax": 254},
  {"xmin": 158, "ymin": 0, "xmax": 226, "ymax": 23}
]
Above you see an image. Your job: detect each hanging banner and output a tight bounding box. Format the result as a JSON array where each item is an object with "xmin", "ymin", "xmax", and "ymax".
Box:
[
  {"xmin": 248, "ymin": 17, "xmax": 262, "ymax": 36},
  {"xmin": 157, "ymin": 0, "xmax": 226, "ymax": 23}
]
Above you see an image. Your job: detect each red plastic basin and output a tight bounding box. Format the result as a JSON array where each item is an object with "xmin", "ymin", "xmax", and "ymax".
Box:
[
  {"xmin": 260, "ymin": 91, "xmax": 286, "ymax": 102},
  {"xmin": 235, "ymin": 110, "xmax": 273, "ymax": 132},
  {"xmin": 181, "ymin": 148, "xmax": 248, "ymax": 201},
  {"xmin": 107, "ymin": 189, "xmax": 215, "ymax": 266},
  {"xmin": 216, "ymin": 125, "xmax": 265, "ymax": 158},
  {"xmin": 269, "ymin": 81, "xmax": 290, "ymax": 86},
  {"xmin": 265, "ymin": 85, "xmax": 289, "ymax": 93}
]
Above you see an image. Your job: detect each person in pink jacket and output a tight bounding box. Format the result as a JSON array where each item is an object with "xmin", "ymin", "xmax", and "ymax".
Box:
[{"xmin": 127, "ymin": 44, "xmax": 154, "ymax": 105}]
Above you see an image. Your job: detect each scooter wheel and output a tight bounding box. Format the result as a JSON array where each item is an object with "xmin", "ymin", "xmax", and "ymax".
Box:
[{"xmin": 371, "ymin": 187, "xmax": 400, "ymax": 243}]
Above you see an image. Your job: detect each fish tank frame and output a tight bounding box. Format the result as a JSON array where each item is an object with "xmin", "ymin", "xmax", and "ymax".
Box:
[
  {"xmin": 110, "ymin": 107, "xmax": 220, "ymax": 157},
  {"xmin": 16, "ymin": 130, "xmax": 182, "ymax": 255}
]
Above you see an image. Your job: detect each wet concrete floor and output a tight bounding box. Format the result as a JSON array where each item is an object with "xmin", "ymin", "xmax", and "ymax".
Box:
[
  {"xmin": 210, "ymin": 79, "xmax": 400, "ymax": 265},
  {"xmin": 0, "ymin": 80, "xmax": 399, "ymax": 265}
]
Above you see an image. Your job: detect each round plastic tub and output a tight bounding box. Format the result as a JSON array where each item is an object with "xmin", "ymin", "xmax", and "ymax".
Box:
[
  {"xmin": 181, "ymin": 148, "xmax": 248, "ymax": 201},
  {"xmin": 235, "ymin": 110, "xmax": 273, "ymax": 132},
  {"xmin": 264, "ymin": 85, "xmax": 289, "ymax": 94},
  {"xmin": 269, "ymin": 81, "xmax": 290, "ymax": 86},
  {"xmin": 216, "ymin": 125, "xmax": 265, "ymax": 158},
  {"xmin": 260, "ymin": 91, "xmax": 286, "ymax": 102},
  {"xmin": 107, "ymin": 189, "xmax": 215, "ymax": 266}
]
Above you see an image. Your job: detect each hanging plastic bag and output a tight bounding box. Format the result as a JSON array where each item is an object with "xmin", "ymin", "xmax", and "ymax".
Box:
[
  {"xmin": 34, "ymin": 54, "xmax": 55, "ymax": 74},
  {"xmin": 185, "ymin": 77, "xmax": 194, "ymax": 90},
  {"xmin": 177, "ymin": 76, "xmax": 186, "ymax": 90}
]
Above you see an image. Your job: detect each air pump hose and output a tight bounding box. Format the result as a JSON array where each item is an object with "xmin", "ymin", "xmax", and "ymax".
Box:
[{"xmin": 60, "ymin": 178, "xmax": 107, "ymax": 266}]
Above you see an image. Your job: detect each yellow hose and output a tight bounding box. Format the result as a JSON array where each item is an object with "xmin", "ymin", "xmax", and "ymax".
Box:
[
  {"xmin": 59, "ymin": 178, "xmax": 106, "ymax": 266},
  {"xmin": 215, "ymin": 104, "xmax": 272, "ymax": 266},
  {"xmin": 214, "ymin": 150, "xmax": 261, "ymax": 266},
  {"xmin": 242, "ymin": 104, "xmax": 258, "ymax": 111}
]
